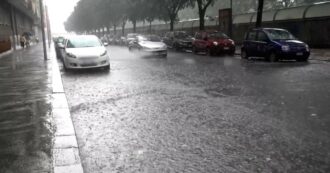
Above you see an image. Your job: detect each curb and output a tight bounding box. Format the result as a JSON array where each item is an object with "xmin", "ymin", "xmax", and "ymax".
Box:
[{"xmin": 51, "ymin": 49, "xmax": 84, "ymax": 173}]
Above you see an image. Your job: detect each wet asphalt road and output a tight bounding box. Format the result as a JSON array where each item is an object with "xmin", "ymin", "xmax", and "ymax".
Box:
[{"xmin": 61, "ymin": 46, "xmax": 330, "ymax": 173}]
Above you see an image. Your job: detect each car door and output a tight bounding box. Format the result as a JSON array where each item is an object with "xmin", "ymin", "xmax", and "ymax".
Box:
[
  {"xmin": 256, "ymin": 31, "xmax": 270, "ymax": 57},
  {"xmin": 198, "ymin": 32, "xmax": 209, "ymax": 51},
  {"xmin": 245, "ymin": 30, "xmax": 257, "ymax": 56},
  {"xmin": 163, "ymin": 32, "xmax": 171, "ymax": 46},
  {"xmin": 193, "ymin": 32, "xmax": 203, "ymax": 50}
]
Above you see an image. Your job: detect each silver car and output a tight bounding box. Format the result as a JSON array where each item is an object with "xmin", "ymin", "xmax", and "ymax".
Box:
[
  {"xmin": 128, "ymin": 35, "xmax": 167, "ymax": 57},
  {"xmin": 60, "ymin": 35, "xmax": 110, "ymax": 71}
]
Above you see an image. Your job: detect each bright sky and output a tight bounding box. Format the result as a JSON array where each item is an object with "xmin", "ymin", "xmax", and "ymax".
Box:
[{"xmin": 46, "ymin": 0, "xmax": 79, "ymax": 34}]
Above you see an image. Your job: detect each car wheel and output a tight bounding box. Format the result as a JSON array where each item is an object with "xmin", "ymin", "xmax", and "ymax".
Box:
[
  {"xmin": 193, "ymin": 46, "xmax": 198, "ymax": 54},
  {"xmin": 229, "ymin": 50, "xmax": 235, "ymax": 56},
  {"xmin": 268, "ymin": 52, "xmax": 278, "ymax": 62},
  {"xmin": 206, "ymin": 48, "xmax": 213, "ymax": 56},
  {"xmin": 63, "ymin": 62, "xmax": 70, "ymax": 72},
  {"xmin": 241, "ymin": 49, "xmax": 249, "ymax": 59}
]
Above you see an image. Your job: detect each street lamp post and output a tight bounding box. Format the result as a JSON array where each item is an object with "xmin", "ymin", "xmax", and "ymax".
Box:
[
  {"xmin": 39, "ymin": 0, "xmax": 47, "ymax": 60},
  {"xmin": 229, "ymin": 0, "xmax": 233, "ymax": 37}
]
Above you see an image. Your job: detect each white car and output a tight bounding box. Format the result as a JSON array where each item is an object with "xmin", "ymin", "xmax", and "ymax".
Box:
[
  {"xmin": 60, "ymin": 35, "xmax": 110, "ymax": 71},
  {"xmin": 128, "ymin": 35, "xmax": 167, "ymax": 57}
]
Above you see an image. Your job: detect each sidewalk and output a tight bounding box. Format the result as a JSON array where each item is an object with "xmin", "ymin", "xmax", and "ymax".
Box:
[
  {"xmin": 235, "ymin": 46, "xmax": 330, "ymax": 61},
  {"xmin": 0, "ymin": 44, "xmax": 83, "ymax": 173},
  {"xmin": 0, "ymin": 44, "xmax": 53, "ymax": 172}
]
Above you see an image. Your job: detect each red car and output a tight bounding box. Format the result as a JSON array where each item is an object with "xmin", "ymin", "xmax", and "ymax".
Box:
[{"xmin": 192, "ymin": 31, "xmax": 235, "ymax": 56}]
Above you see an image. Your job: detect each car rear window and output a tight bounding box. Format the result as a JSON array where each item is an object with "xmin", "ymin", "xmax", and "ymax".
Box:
[{"xmin": 247, "ymin": 31, "xmax": 257, "ymax": 40}]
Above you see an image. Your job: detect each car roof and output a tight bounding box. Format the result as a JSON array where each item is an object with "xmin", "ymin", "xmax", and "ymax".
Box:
[
  {"xmin": 66, "ymin": 35, "xmax": 98, "ymax": 40},
  {"xmin": 250, "ymin": 28, "xmax": 288, "ymax": 32}
]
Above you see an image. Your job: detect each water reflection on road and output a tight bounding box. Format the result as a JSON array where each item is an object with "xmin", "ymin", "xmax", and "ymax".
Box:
[
  {"xmin": 62, "ymin": 46, "xmax": 330, "ymax": 173},
  {"xmin": 0, "ymin": 46, "xmax": 53, "ymax": 173}
]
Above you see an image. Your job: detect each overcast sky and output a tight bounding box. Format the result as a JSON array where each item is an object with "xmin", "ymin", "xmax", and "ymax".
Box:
[{"xmin": 46, "ymin": 0, "xmax": 79, "ymax": 34}]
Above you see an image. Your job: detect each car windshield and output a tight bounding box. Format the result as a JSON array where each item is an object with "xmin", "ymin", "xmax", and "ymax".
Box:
[
  {"xmin": 66, "ymin": 36, "xmax": 102, "ymax": 48},
  {"xmin": 265, "ymin": 29, "xmax": 296, "ymax": 40},
  {"xmin": 208, "ymin": 32, "xmax": 229, "ymax": 39},
  {"xmin": 138, "ymin": 35, "xmax": 161, "ymax": 42}
]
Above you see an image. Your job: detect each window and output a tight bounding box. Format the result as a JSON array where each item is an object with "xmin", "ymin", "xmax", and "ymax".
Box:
[
  {"xmin": 208, "ymin": 32, "xmax": 229, "ymax": 39},
  {"xmin": 247, "ymin": 31, "xmax": 257, "ymax": 40},
  {"xmin": 66, "ymin": 36, "xmax": 102, "ymax": 48},
  {"xmin": 264, "ymin": 29, "xmax": 296, "ymax": 40},
  {"xmin": 257, "ymin": 31, "xmax": 268, "ymax": 42},
  {"xmin": 195, "ymin": 33, "xmax": 202, "ymax": 39}
]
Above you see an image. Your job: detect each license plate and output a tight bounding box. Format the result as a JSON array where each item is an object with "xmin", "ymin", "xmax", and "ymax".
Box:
[
  {"xmin": 224, "ymin": 47, "xmax": 229, "ymax": 50},
  {"xmin": 296, "ymin": 52, "xmax": 303, "ymax": 56}
]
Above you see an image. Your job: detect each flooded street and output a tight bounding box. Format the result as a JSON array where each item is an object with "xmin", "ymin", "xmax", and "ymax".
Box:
[
  {"xmin": 61, "ymin": 46, "xmax": 330, "ymax": 173},
  {"xmin": 0, "ymin": 46, "xmax": 53, "ymax": 172}
]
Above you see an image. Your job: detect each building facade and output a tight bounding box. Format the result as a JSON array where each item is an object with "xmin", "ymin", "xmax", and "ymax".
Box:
[{"xmin": 0, "ymin": 0, "xmax": 41, "ymax": 53}]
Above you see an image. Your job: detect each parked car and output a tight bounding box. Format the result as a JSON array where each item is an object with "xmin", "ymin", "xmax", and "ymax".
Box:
[
  {"xmin": 163, "ymin": 31, "xmax": 194, "ymax": 51},
  {"xmin": 126, "ymin": 33, "xmax": 139, "ymax": 46},
  {"xmin": 54, "ymin": 36, "xmax": 66, "ymax": 59},
  {"xmin": 192, "ymin": 31, "xmax": 235, "ymax": 56},
  {"xmin": 58, "ymin": 35, "xmax": 110, "ymax": 71},
  {"xmin": 128, "ymin": 35, "xmax": 167, "ymax": 57},
  {"xmin": 241, "ymin": 28, "xmax": 310, "ymax": 62}
]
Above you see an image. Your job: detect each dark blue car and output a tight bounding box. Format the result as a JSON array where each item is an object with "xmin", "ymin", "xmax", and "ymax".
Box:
[{"xmin": 241, "ymin": 28, "xmax": 310, "ymax": 62}]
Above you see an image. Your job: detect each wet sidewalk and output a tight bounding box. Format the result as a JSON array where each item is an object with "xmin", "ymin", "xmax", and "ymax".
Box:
[{"xmin": 0, "ymin": 45, "xmax": 53, "ymax": 172}]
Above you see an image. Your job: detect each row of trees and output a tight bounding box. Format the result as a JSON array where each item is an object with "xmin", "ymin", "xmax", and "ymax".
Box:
[
  {"xmin": 65, "ymin": 0, "xmax": 326, "ymax": 34},
  {"xmin": 65, "ymin": 0, "xmax": 223, "ymax": 34}
]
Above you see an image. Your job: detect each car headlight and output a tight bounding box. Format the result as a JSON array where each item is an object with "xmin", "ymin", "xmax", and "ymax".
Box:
[
  {"xmin": 213, "ymin": 42, "xmax": 218, "ymax": 46},
  {"xmin": 281, "ymin": 45, "xmax": 290, "ymax": 52},
  {"xmin": 100, "ymin": 51, "xmax": 107, "ymax": 56},
  {"xmin": 305, "ymin": 45, "xmax": 310, "ymax": 52},
  {"xmin": 229, "ymin": 39, "xmax": 235, "ymax": 45},
  {"xmin": 66, "ymin": 52, "xmax": 77, "ymax": 58}
]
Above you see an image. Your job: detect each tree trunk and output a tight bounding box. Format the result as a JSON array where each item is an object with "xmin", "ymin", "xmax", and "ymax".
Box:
[
  {"xmin": 133, "ymin": 20, "xmax": 137, "ymax": 33},
  {"xmin": 122, "ymin": 21, "xmax": 126, "ymax": 36},
  {"xmin": 256, "ymin": 0, "xmax": 264, "ymax": 27},
  {"xmin": 170, "ymin": 18, "xmax": 175, "ymax": 31},
  {"xmin": 199, "ymin": 10, "xmax": 206, "ymax": 31},
  {"xmin": 106, "ymin": 26, "xmax": 110, "ymax": 35}
]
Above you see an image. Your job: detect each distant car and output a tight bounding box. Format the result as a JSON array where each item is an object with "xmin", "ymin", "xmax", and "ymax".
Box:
[
  {"xmin": 241, "ymin": 28, "xmax": 310, "ymax": 62},
  {"xmin": 163, "ymin": 31, "xmax": 194, "ymax": 51},
  {"xmin": 59, "ymin": 35, "xmax": 110, "ymax": 71},
  {"xmin": 192, "ymin": 31, "xmax": 235, "ymax": 56},
  {"xmin": 126, "ymin": 33, "xmax": 139, "ymax": 45},
  {"xmin": 54, "ymin": 36, "xmax": 66, "ymax": 59},
  {"xmin": 128, "ymin": 35, "xmax": 167, "ymax": 57}
]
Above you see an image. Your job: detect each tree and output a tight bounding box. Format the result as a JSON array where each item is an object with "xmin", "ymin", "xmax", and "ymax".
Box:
[
  {"xmin": 256, "ymin": 0, "xmax": 264, "ymax": 27},
  {"xmin": 195, "ymin": 0, "xmax": 217, "ymax": 30},
  {"xmin": 157, "ymin": 0, "xmax": 193, "ymax": 31}
]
